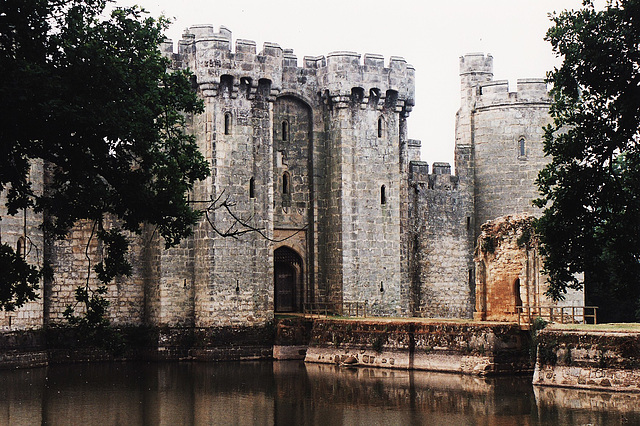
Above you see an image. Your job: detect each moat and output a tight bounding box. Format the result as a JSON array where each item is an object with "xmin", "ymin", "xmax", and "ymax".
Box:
[{"xmin": 2, "ymin": 361, "xmax": 639, "ymax": 425}]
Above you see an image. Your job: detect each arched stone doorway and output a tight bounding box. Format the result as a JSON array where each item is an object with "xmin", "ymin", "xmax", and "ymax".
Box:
[{"xmin": 274, "ymin": 246, "xmax": 303, "ymax": 313}]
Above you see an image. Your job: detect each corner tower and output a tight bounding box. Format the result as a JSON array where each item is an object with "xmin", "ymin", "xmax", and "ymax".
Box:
[
  {"xmin": 455, "ymin": 53, "xmax": 551, "ymax": 238},
  {"xmin": 317, "ymin": 52, "xmax": 415, "ymax": 316}
]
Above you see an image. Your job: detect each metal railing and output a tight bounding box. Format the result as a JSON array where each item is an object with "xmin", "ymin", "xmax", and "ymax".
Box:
[
  {"xmin": 302, "ymin": 301, "xmax": 368, "ymax": 318},
  {"xmin": 516, "ymin": 305, "xmax": 598, "ymax": 326}
]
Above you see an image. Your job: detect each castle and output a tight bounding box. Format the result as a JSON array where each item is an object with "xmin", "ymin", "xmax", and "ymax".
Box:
[{"xmin": 0, "ymin": 25, "xmax": 582, "ymax": 334}]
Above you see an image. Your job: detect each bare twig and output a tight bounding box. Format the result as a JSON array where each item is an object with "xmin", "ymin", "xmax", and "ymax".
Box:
[{"xmin": 191, "ymin": 190, "xmax": 307, "ymax": 243}]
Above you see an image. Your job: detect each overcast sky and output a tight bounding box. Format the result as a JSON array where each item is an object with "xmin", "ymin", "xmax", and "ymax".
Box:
[{"xmin": 114, "ymin": 0, "xmax": 592, "ymax": 166}]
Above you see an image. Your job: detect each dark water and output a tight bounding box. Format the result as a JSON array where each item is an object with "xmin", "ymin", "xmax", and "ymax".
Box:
[{"xmin": 1, "ymin": 361, "xmax": 639, "ymax": 425}]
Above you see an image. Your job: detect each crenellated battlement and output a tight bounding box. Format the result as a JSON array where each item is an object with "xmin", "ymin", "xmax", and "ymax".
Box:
[
  {"xmin": 475, "ymin": 78, "xmax": 549, "ymax": 108},
  {"xmin": 458, "ymin": 53, "xmax": 549, "ymax": 109},
  {"xmin": 162, "ymin": 25, "xmax": 414, "ymax": 112},
  {"xmin": 409, "ymin": 161, "xmax": 459, "ymax": 191}
]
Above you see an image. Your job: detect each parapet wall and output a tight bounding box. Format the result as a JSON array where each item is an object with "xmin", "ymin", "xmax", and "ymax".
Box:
[
  {"xmin": 163, "ymin": 25, "xmax": 415, "ymax": 112},
  {"xmin": 409, "ymin": 161, "xmax": 458, "ymax": 191},
  {"xmin": 476, "ymin": 79, "xmax": 549, "ymax": 108}
]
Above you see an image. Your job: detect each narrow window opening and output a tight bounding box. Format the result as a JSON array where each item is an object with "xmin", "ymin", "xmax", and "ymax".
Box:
[
  {"xmin": 224, "ymin": 112, "xmax": 232, "ymax": 135},
  {"xmin": 518, "ymin": 138, "xmax": 526, "ymax": 157},
  {"xmin": 283, "ymin": 172, "xmax": 290, "ymax": 194},
  {"xmin": 16, "ymin": 237, "xmax": 24, "ymax": 258},
  {"xmin": 380, "ymin": 185, "xmax": 386, "ymax": 205},
  {"xmin": 249, "ymin": 177, "xmax": 255, "ymax": 199},
  {"xmin": 466, "ymin": 216, "xmax": 471, "ymax": 231},
  {"xmin": 514, "ymin": 278, "xmax": 523, "ymax": 309},
  {"xmin": 282, "ymin": 120, "xmax": 289, "ymax": 141},
  {"xmin": 239, "ymin": 77, "xmax": 252, "ymax": 97},
  {"xmin": 378, "ymin": 117, "xmax": 383, "ymax": 138}
]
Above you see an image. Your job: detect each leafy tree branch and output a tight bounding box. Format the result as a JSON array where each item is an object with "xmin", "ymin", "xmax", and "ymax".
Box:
[{"xmin": 535, "ymin": 0, "xmax": 640, "ymax": 321}]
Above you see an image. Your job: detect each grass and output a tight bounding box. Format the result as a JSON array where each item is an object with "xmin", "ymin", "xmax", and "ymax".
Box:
[
  {"xmin": 548, "ymin": 323, "xmax": 640, "ymax": 332},
  {"xmin": 275, "ymin": 314, "xmax": 507, "ymax": 325}
]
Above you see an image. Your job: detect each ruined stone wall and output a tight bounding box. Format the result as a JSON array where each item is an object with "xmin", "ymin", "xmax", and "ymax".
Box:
[
  {"xmin": 474, "ymin": 215, "xmax": 535, "ymax": 322},
  {"xmin": 475, "ymin": 214, "xmax": 584, "ymax": 322},
  {"xmin": 409, "ymin": 162, "xmax": 474, "ymax": 318}
]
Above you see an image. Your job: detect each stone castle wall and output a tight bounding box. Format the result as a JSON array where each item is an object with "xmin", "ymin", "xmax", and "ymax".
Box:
[
  {"xmin": 0, "ymin": 28, "xmax": 567, "ymax": 336},
  {"xmin": 0, "ymin": 161, "xmax": 45, "ymax": 331},
  {"xmin": 409, "ymin": 162, "xmax": 474, "ymax": 318}
]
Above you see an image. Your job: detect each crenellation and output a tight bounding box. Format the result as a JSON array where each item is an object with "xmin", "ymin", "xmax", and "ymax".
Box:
[
  {"xmin": 363, "ymin": 53, "xmax": 384, "ymax": 67},
  {"xmin": 186, "ymin": 24, "xmax": 218, "ymax": 39},
  {"xmin": 303, "ymin": 55, "xmax": 325, "ymax": 69},
  {"xmin": 476, "ymin": 78, "xmax": 550, "ymax": 108},
  {"xmin": 235, "ymin": 39, "xmax": 256, "ymax": 54},
  {"xmin": 432, "ymin": 162, "xmax": 451, "ymax": 175}
]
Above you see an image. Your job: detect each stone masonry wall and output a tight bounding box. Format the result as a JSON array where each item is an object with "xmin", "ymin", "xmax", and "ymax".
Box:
[
  {"xmin": 305, "ymin": 319, "xmax": 531, "ymax": 375},
  {"xmin": 472, "ymin": 78, "xmax": 551, "ymax": 236},
  {"xmin": 47, "ymin": 219, "xmax": 145, "ymax": 327},
  {"xmin": 534, "ymin": 328, "xmax": 640, "ymax": 392},
  {"xmin": 338, "ymin": 104, "xmax": 404, "ymax": 316},
  {"xmin": 0, "ymin": 160, "xmax": 45, "ymax": 331},
  {"xmin": 474, "ymin": 214, "xmax": 584, "ymax": 322},
  {"xmin": 455, "ymin": 53, "xmax": 551, "ymax": 238},
  {"xmin": 474, "ymin": 215, "xmax": 535, "ymax": 322},
  {"xmin": 409, "ymin": 162, "xmax": 474, "ymax": 318},
  {"xmin": 188, "ymin": 60, "xmax": 274, "ymax": 327},
  {"xmin": 1, "ymin": 25, "xmax": 564, "ymax": 341}
]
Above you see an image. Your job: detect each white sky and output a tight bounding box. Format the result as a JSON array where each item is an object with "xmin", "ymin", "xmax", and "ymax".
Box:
[{"xmin": 114, "ymin": 0, "xmax": 589, "ymax": 166}]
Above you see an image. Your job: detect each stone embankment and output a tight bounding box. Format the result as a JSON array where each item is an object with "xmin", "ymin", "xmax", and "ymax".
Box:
[
  {"xmin": 4, "ymin": 316, "xmax": 640, "ymax": 394},
  {"xmin": 533, "ymin": 326, "xmax": 640, "ymax": 392},
  {"xmin": 304, "ymin": 318, "xmax": 532, "ymax": 376}
]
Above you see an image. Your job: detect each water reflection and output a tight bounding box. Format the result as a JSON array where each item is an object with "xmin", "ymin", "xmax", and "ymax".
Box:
[{"xmin": 0, "ymin": 361, "xmax": 638, "ymax": 425}]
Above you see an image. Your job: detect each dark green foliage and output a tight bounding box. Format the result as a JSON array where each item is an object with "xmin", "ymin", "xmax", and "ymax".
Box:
[
  {"xmin": 535, "ymin": 0, "xmax": 640, "ymax": 321},
  {"xmin": 529, "ymin": 316, "xmax": 548, "ymax": 362},
  {"xmin": 0, "ymin": 244, "xmax": 41, "ymax": 311},
  {"xmin": 480, "ymin": 235, "xmax": 497, "ymax": 254},
  {"xmin": 94, "ymin": 228, "xmax": 132, "ymax": 283},
  {"xmin": 0, "ymin": 0, "xmax": 209, "ymax": 312},
  {"xmin": 538, "ymin": 339, "xmax": 558, "ymax": 366},
  {"xmin": 516, "ymin": 221, "xmax": 536, "ymax": 249},
  {"xmin": 63, "ymin": 284, "xmax": 125, "ymax": 353}
]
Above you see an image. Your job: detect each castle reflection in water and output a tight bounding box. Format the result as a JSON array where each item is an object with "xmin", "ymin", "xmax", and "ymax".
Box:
[{"xmin": 1, "ymin": 361, "xmax": 638, "ymax": 425}]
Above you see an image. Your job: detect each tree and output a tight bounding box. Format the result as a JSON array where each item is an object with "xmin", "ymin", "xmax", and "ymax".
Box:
[
  {"xmin": 0, "ymin": 0, "xmax": 210, "ymax": 311},
  {"xmin": 535, "ymin": 0, "xmax": 640, "ymax": 322}
]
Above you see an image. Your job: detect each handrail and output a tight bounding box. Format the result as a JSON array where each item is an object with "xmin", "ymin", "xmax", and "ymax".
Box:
[
  {"xmin": 515, "ymin": 305, "xmax": 598, "ymax": 326},
  {"xmin": 302, "ymin": 301, "xmax": 368, "ymax": 318}
]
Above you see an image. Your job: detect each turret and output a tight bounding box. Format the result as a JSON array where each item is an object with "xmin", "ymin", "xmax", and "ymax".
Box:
[{"xmin": 459, "ymin": 53, "xmax": 493, "ymax": 105}]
